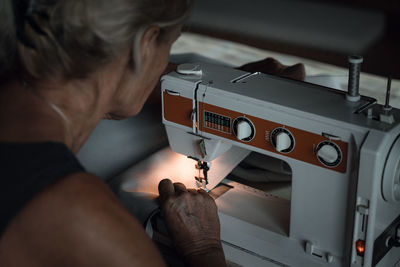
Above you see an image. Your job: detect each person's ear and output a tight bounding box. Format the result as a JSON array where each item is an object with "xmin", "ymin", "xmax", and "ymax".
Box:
[{"xmin": 139, "ymin": 26, "xmax": 161, "ymax": 64}]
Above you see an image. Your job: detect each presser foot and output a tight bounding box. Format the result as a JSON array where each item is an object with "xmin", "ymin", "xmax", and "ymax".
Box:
[
  {"xmin": 195, "ymin": 161, "xmax": 210, "ymax": 191},
  {"xmin": 195, "ymin": 176, "xmax": 209, "ymax": 191}
]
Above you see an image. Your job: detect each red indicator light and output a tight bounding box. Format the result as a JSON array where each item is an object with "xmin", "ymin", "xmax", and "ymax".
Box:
[{"xmin": 356, "ymin": 239, "xmax": 365, "ymax": 256}]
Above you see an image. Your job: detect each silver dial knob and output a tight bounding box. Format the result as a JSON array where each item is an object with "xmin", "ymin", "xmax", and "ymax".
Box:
[
  {"xmin": 316, "ymin": 141, "xmax": 342, "ymax": 167},
  {"xmin": 271, "ymin": 128, "xmax": 295, "ymax": 153},
  {"xmin": 233, "ymin": 117, "xmax": 255, "ymax": 142}
]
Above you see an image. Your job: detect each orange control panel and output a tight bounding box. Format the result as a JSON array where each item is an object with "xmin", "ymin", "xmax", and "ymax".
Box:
[{"xmin": 164, "ymin": 93, "xmax": 348, "ymax": 173}]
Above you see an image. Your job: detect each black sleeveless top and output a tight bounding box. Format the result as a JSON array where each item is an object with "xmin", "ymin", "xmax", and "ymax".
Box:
[{"xmin": 0, "ymin": 142, "xmax": 84, "ymax": 236}]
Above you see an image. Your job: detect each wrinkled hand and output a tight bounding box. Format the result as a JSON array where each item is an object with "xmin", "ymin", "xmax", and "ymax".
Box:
[
  {"xmin": 158, "ymin": 179, "xmax": 222, "ymax": 258},
  {"xmin": 238, "ymin": 57, "xmax": 306, "ymax": 81}
]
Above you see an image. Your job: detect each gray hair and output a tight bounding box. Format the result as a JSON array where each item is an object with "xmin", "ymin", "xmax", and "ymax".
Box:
[{"xmin": 0, "ymin": 0, "xmax": 191, "ymax": 84}]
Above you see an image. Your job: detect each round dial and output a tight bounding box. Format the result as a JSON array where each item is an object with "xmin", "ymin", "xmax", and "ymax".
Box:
[
  {"xmin": 382, "ymin": 137, "xmax": 400, "ymax": 203},
  {"xmin": 176, "ymin": 63, "xmax": 202, "ymax": 76},
  {"xmin": 232, "ymin": 117, "xmax": 255, "ymax": 142},
  {"xmin": 316, "ymin": 141, "xmax": 342, "ymax": 167},
  {"xmin": 270, "ymin": 128, "xmax": 295, "ymax": 153}
]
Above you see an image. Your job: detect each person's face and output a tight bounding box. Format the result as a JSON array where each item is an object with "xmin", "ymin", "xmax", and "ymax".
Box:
[{"xmin": 109, "ymin": 24, "xmax": 182, "ymax": 118}]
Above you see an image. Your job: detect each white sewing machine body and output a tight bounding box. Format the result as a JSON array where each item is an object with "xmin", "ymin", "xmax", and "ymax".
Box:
[{"xmin": 161, "ymin": 63, "xmax": 400, "ymax": 267}]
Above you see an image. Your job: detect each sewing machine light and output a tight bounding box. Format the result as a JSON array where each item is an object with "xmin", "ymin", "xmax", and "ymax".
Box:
[{"xmin": 356, "ymin": 239, "xmax": 365, "ymax": 257}]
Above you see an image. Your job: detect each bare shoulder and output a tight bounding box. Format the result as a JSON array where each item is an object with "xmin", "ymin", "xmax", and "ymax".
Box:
[{"xmin": 0, "ymin": 172, "xmax": 165, "ymax": 267}]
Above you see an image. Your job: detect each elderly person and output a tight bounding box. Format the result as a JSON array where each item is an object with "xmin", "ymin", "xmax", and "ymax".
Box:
[{"xmin": 0, "ymin": 0, "xmax": 304, "ymax": 266}]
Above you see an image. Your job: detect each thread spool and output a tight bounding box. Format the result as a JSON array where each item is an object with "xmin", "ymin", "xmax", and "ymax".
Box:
[{"xmin": 347, "ymin": 55, "xmax": 363, "ymax": 102}]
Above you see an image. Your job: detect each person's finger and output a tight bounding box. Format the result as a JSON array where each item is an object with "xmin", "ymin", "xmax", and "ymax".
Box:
[
  {"xmin": 158, "ymin": 178, "xmax": 175, "ymax": 203},
  {"xmin": 173, "ymin": 182, "xmax": 187, "ymax": 195},
  {"xmin": 187, "ymin": 188, "xmax": 198, "ymax": 194},
  {"xmin": 197, "ymin": 188, "xmax": 212, "ymax": 199}
]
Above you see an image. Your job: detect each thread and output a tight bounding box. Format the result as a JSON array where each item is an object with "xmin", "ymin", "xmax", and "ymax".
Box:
[{"xmin": 347, "ymin": 55, "xmax": 363, "ymax": 102}]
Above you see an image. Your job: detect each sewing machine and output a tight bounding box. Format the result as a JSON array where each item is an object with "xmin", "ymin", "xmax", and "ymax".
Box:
[{"xmin": 160, "ymin": 61, "xmax": 400, "ymax": 266}]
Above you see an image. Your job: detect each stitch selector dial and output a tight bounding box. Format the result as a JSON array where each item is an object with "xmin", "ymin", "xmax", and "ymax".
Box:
[
  {"xmin": 271, "ymin": 128, "xmax": 295, "ymax": 153},
  {"xmin": 233, "ymin": 117, "xmax": 255, "ymax": 142},
  {"xmin": 316, "ymin": 141, "xmax": 342, "ymax": 167}
]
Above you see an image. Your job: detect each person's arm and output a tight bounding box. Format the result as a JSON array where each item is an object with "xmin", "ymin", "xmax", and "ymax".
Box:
[
  {"xmin": 0, "ymin": 172, "xmax": 166, "ymax": 267},
  {"xmin": 182, "ymin": 248, "xmax": 226, "ymax": 267},
  {"xmin": 158, "ymin": 179, "xmax": 226, "ymax": 267}
]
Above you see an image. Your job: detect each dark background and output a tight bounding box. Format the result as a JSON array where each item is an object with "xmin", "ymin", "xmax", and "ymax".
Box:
[{"xmin": 184, "ymin": 0, "xmax": 400, "ymax": 79}]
